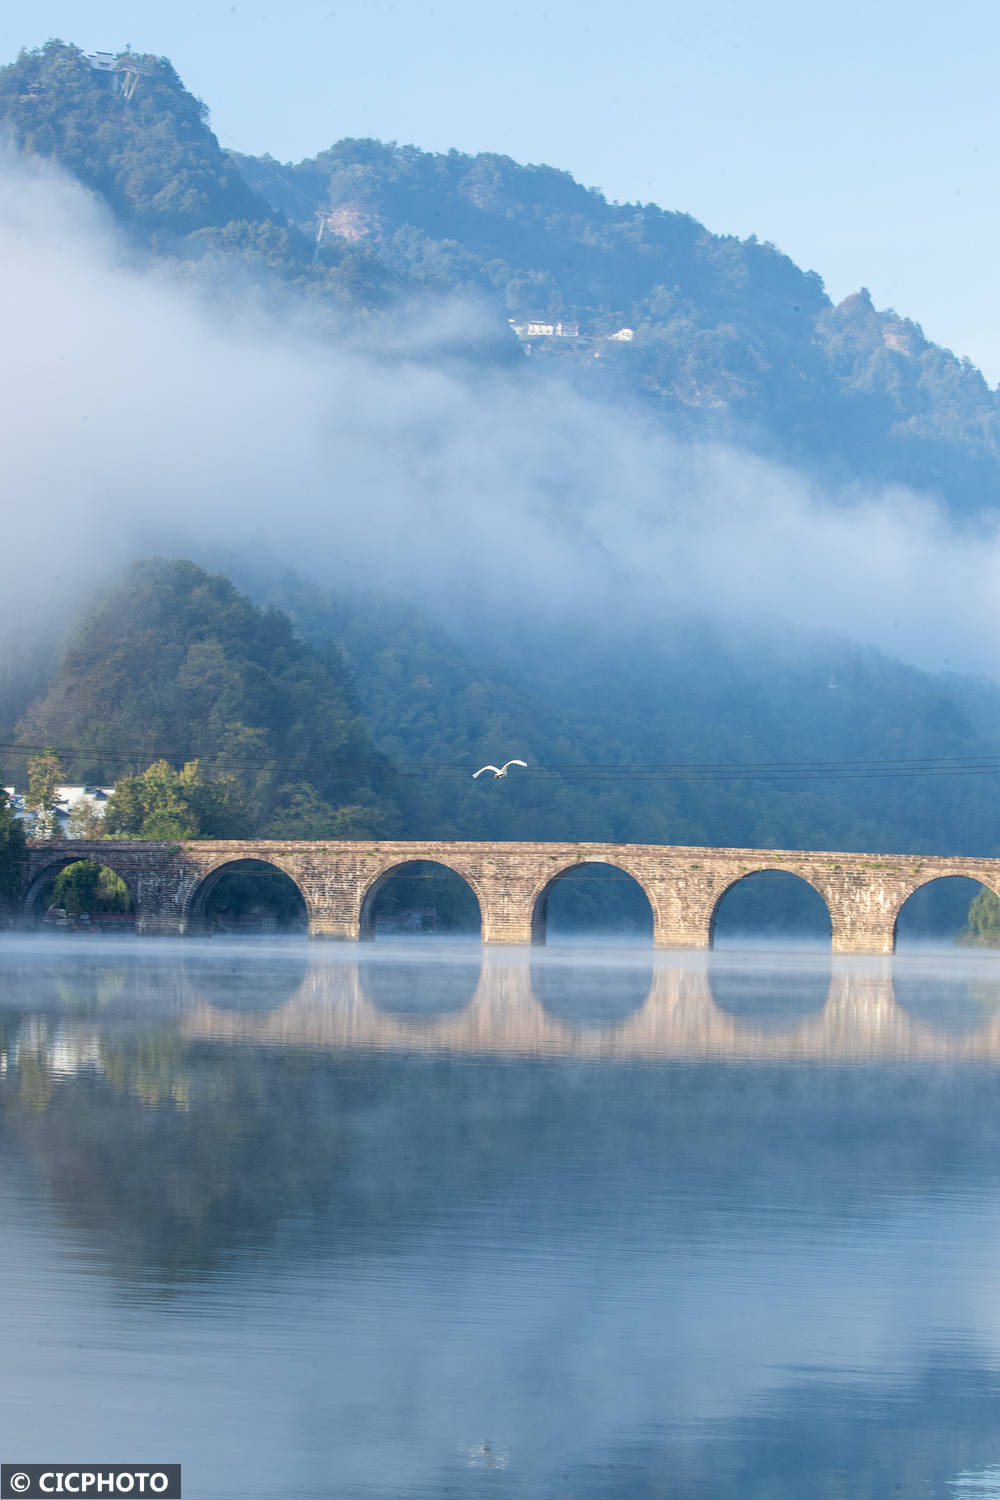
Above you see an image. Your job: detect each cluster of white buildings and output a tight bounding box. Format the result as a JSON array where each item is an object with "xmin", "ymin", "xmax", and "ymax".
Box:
[
  {"xmin": 508, "ymin": 318, "xmax": 635, "ymax": 344},
  {"xmin": 3, "ymin": 785, "xmax": 114, "ymax": 835}
]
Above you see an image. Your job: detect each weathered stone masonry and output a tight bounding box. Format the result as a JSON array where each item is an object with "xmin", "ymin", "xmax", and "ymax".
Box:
[{"xmin": 21, "ymin": 839, "xmax": 1000, "ymax": 954}]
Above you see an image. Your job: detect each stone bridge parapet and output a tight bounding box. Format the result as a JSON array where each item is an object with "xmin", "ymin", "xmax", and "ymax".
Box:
[{"xmin": 19, "ymin": 839, "xmax": 1000, "ymax": 954}]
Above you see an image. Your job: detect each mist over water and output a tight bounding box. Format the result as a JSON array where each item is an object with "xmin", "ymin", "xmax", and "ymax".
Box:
[
  {"xmin": 3, "ymin": 154, "xmax": 1000, "ymax": 677},
  {"xmin": 3, "ymin": 938, "xmax": 1000, "ymax": 1497}
]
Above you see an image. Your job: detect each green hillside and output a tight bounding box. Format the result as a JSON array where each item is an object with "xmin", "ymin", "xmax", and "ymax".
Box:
[
  {"xmin": 14, "ymin": 560, "xmax": 399, "ymax": 840},
  {"xmin": 10, "ymin": 558, "xmax": 1000, "ymax": 863}
]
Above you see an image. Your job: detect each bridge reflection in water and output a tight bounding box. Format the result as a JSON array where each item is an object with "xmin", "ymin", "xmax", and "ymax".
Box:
[{"xmin": 176, "ymin": 950, "xmax": 1000, "ymax": 1063}]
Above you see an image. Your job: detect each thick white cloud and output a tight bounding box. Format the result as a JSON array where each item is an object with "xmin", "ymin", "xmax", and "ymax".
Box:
[{"xmin": 2, "ymin": 154, "xmax": 999, "ymax": 676}]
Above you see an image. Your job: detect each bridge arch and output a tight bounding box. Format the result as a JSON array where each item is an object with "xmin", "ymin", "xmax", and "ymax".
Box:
[
  {"xmin": 184, "ymin": 858, "xmax": 309, "ymax": 936},
  {"xmin": 891, "ymin": 873, "xmax": 1000, "ymax": 952},
  {"xmin": 529, "ymin": 860, "xmax": 656, "ymax": 945},
  {"xmin": 358, "ymin": 859, "xmax": 483, "ymax": 940},
  {"xmin": 23, "ymin": 854, "xmax": 137, "ymax": 927},
  {"xmin": 709, "ymin": 868, "xmax": 832, "ymax": 950}
]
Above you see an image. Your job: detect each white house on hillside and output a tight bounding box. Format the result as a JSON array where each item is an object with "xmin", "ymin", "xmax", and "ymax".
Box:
[
  {"xmin": 3, "ymin": 785, "xmax": 114, "ymax": 833},
  {"xmin": 53, "ymin": 786, "xmax": 114, "ymax": 833}
]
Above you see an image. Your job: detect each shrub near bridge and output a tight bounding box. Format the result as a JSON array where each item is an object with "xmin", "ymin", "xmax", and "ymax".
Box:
[{"xmin": 51, "ymin": 860, "xmax": 131, "ymax": 916}]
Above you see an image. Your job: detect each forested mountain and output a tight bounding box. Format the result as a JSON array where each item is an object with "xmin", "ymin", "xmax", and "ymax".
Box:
[{"xmin": 9, "ymin": 557, "xmax": 1000, "ymax": 859}]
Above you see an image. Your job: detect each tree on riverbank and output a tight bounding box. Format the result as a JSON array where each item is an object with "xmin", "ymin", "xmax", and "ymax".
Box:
[
  {"xmin": 962, "ymin": 887, "xmax": 1000, "ymax": 946},
  {"xmin": 24, "ymin": 747, "xmax": 63, "ymax": 840},
  {"xmin": 0, "ymin": 785, "xmax": 27, "ymax": 914}
]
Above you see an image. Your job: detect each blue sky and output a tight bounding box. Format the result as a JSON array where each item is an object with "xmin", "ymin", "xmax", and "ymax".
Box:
[{"xmin": 3, "ymin": 0, "xmax": 997, "ymax": 380}]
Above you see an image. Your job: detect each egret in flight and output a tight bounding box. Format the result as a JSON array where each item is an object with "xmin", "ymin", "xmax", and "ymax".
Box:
[{"xmin": 473, "ymin": 760, "xmax": 527, "ymax": 779}]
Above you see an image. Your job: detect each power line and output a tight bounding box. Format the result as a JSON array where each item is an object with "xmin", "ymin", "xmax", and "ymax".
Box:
[
  {"xmin": 7, "ymin": 740, "xmax": 1000, "ymax": 784},
  {"xmin": 7, "ymin": 737, "xmax": 1000, "ymax": 769}
]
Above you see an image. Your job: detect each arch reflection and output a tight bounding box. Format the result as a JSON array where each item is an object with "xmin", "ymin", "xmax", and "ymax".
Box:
[
  {"xmin": 358, "ymin": 956, "xmax": 482, "ymax": 1022},
  {"xmin": 708, "ymin": 959, "xmax": 832, "ymax": 1032},
  {"xmin": 183, "ymin": 949, "xmax": 311, "ymax": 1012},
  {"xmin": 892, "ymin": 964, "xmax": 1000, "ymax": 1037},
  {"xmin": 530, "ymin": 960, "xmax": 654, "ymax": 1027}
]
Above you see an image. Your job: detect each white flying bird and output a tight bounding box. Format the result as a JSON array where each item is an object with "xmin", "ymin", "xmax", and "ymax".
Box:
[{"xmin": 473, "ymin": 760, "xmax": 527, "ymax": 779}]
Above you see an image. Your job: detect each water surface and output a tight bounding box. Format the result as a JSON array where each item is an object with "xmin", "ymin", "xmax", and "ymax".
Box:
[{"xmin": 2, "ymin": 938, "xmax": 1000, "ymax": 1498}]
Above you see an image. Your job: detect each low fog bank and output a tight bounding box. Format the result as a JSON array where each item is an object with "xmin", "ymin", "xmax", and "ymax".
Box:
[
  {"xmin": 2, "ymin": 156, "xmax": 1000, "ymax": 679},
  {"xmin": 6, "ymin": 930, "xmax": 1000, "ymax": 978}
]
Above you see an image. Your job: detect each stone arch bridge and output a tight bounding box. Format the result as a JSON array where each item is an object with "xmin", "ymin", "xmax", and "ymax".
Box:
[{"xmin": 20, "ymin": 838, "xmax": 1000, "ymax": 954}]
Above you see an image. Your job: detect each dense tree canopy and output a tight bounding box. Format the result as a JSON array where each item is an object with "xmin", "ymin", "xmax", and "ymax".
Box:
[
  {"xmin": 0, "ymin": 785, "xmax": 27, "ymax": 913},
  {"xmin": 963, "ymin": 888, "xmax": 1000, "ymax": 946},
  {"xmin": 0, "ymin": 41, "xmax": 270, "ymax": 234},
  {"xmin": 17, "ymin": 560, "xmax": 399, "ymax": 839},
  {"xmin": 51, "ymin": 859, "xmax": 131, "ymax": 915},
  {"xmin": 0, "ymin": 42, "xmax": 399, "ymax": 312}
]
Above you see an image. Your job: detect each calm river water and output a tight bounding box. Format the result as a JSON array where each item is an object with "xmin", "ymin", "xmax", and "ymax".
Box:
[{"xmin": 3, "ymin": 938, "xmax": 1000, "ymax": 1498}]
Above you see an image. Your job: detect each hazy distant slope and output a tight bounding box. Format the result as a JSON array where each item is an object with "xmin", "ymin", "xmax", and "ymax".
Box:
[
  {"xmin": 267, "ymin": 575, "xmax": 1000, "ymax": 858},
  {"xmin": 236, "ymin": 139, "xmax": 1000, "ymax": 512}
]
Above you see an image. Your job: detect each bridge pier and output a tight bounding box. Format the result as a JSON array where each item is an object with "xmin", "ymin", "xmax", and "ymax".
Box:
[
  {"xmin": 648, "ymin": 876, "xmax": 717, "ymax": 950},
  {"xmin": 308, "ymin": 917, "xmax": 359, "ymax": 940},
  {"xmin": 831, "ymin": 924, "xmax": 896, "ymax": 956},
  {"xmin": 820, "ymin": 870, "xmax": 915, "ymax": 955},
  {"xmin": 134, "ymin": 911, "xmax": 186, "ymax": 937},
  {"xmin": 651, "ymin": 908, "xmax": 712, "ymax": 950}
]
